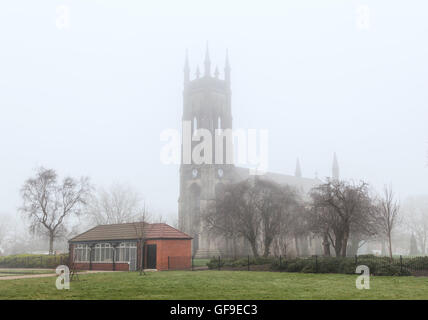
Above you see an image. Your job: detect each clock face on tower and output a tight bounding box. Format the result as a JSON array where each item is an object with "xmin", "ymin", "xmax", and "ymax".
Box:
[
  {"xmin": 192, "ymin": 168, "xmax": 198, "ymax": 178},
  {"xmin": 217, "ymin": 168, "xmax": 224, "ymax": 178}
]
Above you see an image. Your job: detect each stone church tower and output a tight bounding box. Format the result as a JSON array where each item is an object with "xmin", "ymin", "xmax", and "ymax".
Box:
[
  {"xmin": 178, "ymin": 46, "xmax": 322, "ymax": 258},
  {"xmin": 178, "ymin": 47, "xmax": 235, "ymax": 257}
]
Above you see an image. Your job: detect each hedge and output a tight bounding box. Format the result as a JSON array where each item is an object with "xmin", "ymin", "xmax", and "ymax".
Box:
[
  {"xmin": 208, "ymin": 254, "xmax": 412, "ymax": 276},
  {"xmin": 0, "ymin": 254, "xmax": 69, "ymax": 269}
]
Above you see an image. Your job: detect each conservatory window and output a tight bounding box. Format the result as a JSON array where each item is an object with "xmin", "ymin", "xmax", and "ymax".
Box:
[{"xmin": 116, "ymin": 242, "xmax": 137, "ymax": 262}]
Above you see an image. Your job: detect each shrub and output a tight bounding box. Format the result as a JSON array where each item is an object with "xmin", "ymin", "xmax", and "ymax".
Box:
[
  {"xmin": 0, "ymin": 254, "xmax": 68, "ymax": 269},
  {"xmin": 338, "ymin": 259, "xmax": 356, "ymax": 274},
  {"xmin": 373, "ymin": 264, "xmax": 411, "ymax": 276},
  {"xmin": 207, "ymin": 256, "xmax": 277, "ymax": 269},
  {"xmin": 207, "ymin": 254, "xmax": 413, "ymax": 276},
  {"xmin": 207, "ymin": 257, "xmax": 222, "ymax": 269},
  {"xmin": 403, "ymin": 256, "xmax": 428, "ymax": 270}
]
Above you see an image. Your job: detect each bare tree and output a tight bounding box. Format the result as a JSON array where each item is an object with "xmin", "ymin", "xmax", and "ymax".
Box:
[
  {"xmin": 132, "ymin": 203, "xmax": 152, "ymax": 275},
  {"xmin": 205, "ymin": 179, "xmax": 261, "ymax": 257},
  {"xmin": 309, "ymin": 179, "xmax": 376, "ymax": 257},
  {"xmin": 86, "ymin": 183, "xmax": 144, "ymax": 225},
  {"xmin": 377, "ymin": 185, "xmax": 400, "ymax": 259},
  {"xmin": 205, "ymin": 178, "xmax": 300, "ymax": 257},
  {"xmin": 272, "ymin": 200, "xmax": 301, "ymax": 257},
  {"xmin": 254, "ymin": 179, "xmax": 300, "ymax": 257},
  {"xmin": 20, "ymin": 167, "xmax": 92, "ymax": 255},
  {"xmin": 306, "ymin": 205, "xmax": 337, "ymax": 256}
]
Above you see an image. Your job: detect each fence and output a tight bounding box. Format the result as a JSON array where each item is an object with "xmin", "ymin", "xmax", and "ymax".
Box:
[
  {"xmin": 169, "ymin": 254, "xmax": 428, "ymax": 276},
  {"xmin": 0, "ymin": 254, "xmax": 69, "ymax": 269}
]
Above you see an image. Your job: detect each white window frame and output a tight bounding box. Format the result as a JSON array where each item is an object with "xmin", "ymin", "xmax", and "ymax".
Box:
[
  {"xmin": 93, "ymin": 243, "xmax": 113, "ymax": 263},
  {"xmin": 115, "ymin": 242, "xmax": 137, "ymax": 263},
  {"xmin": 74, "ymin": 244, "xmax": 90, "ymax": 262}
]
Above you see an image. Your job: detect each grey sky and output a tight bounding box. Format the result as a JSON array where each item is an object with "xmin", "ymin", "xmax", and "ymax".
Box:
[{"xmin": 0, "ymin": 0, "xmax": 427, "ymax": 226}]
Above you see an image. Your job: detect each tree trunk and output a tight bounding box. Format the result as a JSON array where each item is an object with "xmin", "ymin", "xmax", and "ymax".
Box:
[
  {"xmin": 341, "ymin": 231, "xmax": 349, "ymax": 257},
  {"xmin": 49, "ymin": 233, "xmax": 54, "ymax": 255},
  {"xmin": 322, "ymin": 233, "xmax": 331, "ymax": 256},
  {"xmin": 348, "ymin": 237, "xmax": 360, "ymax": 257},
  {"xmin": 263, "ymin": 237, "xmax": 273, "ymax": 257},
  {"xmin": 294, "ymin": 235, "xmax": 300, "ymax": 256},
  {"xmin": 334, "ymin": 244, "xmax": 341, "ymax": 257},
  {"xmin": 333, "ymin": 235, "xmax": 342, "ymax": 257},
  {"xmin": 340, "ymin": 228, "xmax": 349, "ymax": 257},
  {"xmin": 249, "ymin": 239, "xmax": 259, "ymax": 257},
  {"xmin": 388, "ymin": 233, "xmax": 393, "ymax": 260}
]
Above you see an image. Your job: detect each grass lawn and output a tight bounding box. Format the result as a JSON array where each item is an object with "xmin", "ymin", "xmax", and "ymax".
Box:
[{"xmin": 0, "ymin": 270, "xmax": 427, "ymax": 300}]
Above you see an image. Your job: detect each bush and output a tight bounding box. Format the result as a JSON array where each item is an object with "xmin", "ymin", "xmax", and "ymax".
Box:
[
  {"xmin": 207, "ymin": 255, "xmax": 412, "ymax": 276},
  {"xmin": 207, "ymin": 257, "xmax": 222, "ymax": 269},
  {"xmin": 275, "ymin": 257, "xmax": 314, "ymax": 273},
  {"xmin": 403, "ymin": 256, "xmax": 428, "ymax": 270},
  {"xmin": 316, "ymin": 257, "xmax": 343, "ymax": 273},
  {"xmin": 338, "ymin": 259, "xmax": 357, "ymax": 274},
  {"xmin": 207, "ymin": 256, "xmax": 278, "ymax": 270},
  {"xmin": 0, "ymin": 254, "xmax": 68, "ymax": 268},
  {"xmin": 373, "ymin": 264, "xmax": 411, "ymax": 276}
]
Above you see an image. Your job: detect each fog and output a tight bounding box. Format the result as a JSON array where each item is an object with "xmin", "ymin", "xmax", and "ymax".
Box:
[{"xmin": 0, "ymin": 0, "xmax": 427, "ymax": 240}]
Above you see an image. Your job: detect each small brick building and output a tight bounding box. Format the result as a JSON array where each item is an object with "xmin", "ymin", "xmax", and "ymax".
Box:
[{"xmin": 68, "ymin": 222, "xmax": 192, "ymax": 271}]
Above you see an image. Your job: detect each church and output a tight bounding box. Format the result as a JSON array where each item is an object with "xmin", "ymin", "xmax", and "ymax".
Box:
[{"xmin": 178, "ymin": 47, "xmax": 339, "ymax": 258}]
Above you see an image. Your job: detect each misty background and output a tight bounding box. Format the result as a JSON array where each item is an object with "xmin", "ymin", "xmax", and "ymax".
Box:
[{"xmin": 0, "ymin": 0, "xmax": 427, "ymax": 251}]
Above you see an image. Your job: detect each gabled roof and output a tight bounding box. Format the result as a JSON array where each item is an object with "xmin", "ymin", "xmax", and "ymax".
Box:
[
  {"xmin": 234, "ymin": 166, "xmax": 321, "ymax": 194},
  {"xmin": 69, "ymin": 222, "xmax": 192, "ymax": 243}
]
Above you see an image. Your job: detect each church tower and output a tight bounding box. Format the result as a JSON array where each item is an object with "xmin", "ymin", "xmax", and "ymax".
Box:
[{"xmin": 178, "ymin": 46, "xmax": 234, "ymax": 256}]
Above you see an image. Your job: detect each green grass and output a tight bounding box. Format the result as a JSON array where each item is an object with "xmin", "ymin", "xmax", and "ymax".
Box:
[{"xmin": 1, "ymin": 271, "xmax": 428, "ymax": 300}]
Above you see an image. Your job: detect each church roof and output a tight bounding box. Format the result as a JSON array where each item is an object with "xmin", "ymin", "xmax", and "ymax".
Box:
[
  {"xmin": 69, "ymin": 222, "xmax": 192, "ymax": 243},
  {"xmin": 234, "ymin": 166, "xmax": 321, "ymax": 194}
]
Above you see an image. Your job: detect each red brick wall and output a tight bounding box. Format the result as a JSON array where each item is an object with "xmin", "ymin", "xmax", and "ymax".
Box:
[
  {"xmin": 70, "ymin": 239, "xmax": 191, "ymax": 271},
  {"xmin": 154, "ymin": 239, "xmax": 192, "ymax": 271}
]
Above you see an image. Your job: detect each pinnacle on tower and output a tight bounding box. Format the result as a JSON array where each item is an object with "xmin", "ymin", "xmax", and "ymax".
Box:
[
  {"xmin": 184, "ymin": 49, "xmax": 190, "ymax": 84},
  {"xmin": 224, "ymin": 49, "xmax": 231, "ymax": 83},
  {"xmin": 204, "ymin": 42, "xmax": 211, "ymax": 77},
  {"xmin": 295, "ymin": 158, "xmax": 302, "ymax": 178},
  {"xmin": 214, "ymin": 66, "xmax": 219, "ymax": 78},
  {"xmin": 332, "ymin": 152, "xmax": 340, "ymax": 180}
]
